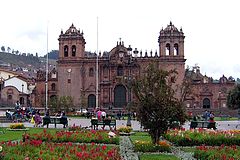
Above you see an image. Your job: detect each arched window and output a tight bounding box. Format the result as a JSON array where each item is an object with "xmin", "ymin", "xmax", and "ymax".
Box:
[
  {"xmin": 64, "ymin": 45, "xmax": 68, "ymax": 57},
  {"xmin": 174, "ymin": 43, "xmax": 179, "ymax": 56},
  {"xmin": 72, "ymin": 45, "xmax": 76, "ymax": 57},
  {"xmin": 203, "ymin": 98, "xmax": 211, "ymax": 108},
  {"xmin": 114, "ymin": 85, "xmax": 126, "ymax": 108},
  {"xmin": 165, "ymin": 43, "xmax": 170, "ymax": 56},
  {"xmin": 89, "ymin": 68, "xmax": 94, "ymax": 77},
  {"xmin": 117, "ymin": 66, "xmax": 123, "ymax": 76},
  {"xmin": 51, "ymin": 83, "xmax": 56, "ymax": 91},
  {"xmin": 88, "ymin": 94, "xmax": 96, "ymax": 108}
]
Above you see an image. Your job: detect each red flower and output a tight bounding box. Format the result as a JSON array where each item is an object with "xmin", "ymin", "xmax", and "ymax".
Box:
[
  {"xmin": 76, "ymin": 152, "xmax": 82, "ymax": 158},
  {"xmin": 102, "ymin": 145, "xmax": 107, "ymax": 150}
]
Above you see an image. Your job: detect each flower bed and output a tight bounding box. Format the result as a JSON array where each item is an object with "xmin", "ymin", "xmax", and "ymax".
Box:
[
  {"xmin": 133, "ymin": 140, "xmax": 171, "ymax": 152},
  {"xmin": 0, "ymin": 140, "xmax": 121, "ymax": 160},
  {"xmin": 164, "ymin": 129, "xmax": 240, "ymax": 146},
  {"xmin": 25, "ymin": 129, "xmax": 120, "ymax": 144},
  {"xmin": 117, "ymin": 126, "xmax": 133, "ymax": 133},
  {"xmin": 194, "ymin": 145, "xmax": 240, "ymax": 160},
  {"xmin": 9, "ymin": 123, "xmax": 26, "ymax": 129}
]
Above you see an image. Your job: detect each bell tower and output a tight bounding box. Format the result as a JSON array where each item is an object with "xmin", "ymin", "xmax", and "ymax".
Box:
[
  {"xmin": 158, "ymin": 22, "xmax": 185, "ymax": 58},
  {"xmin": 58, "ymin": 24, "xmax": 86, "ymax": 59}
]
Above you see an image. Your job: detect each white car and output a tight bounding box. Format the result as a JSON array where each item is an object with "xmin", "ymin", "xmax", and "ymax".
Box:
[{"xmin": 76, "ymin": 109, "xmax": 88, "ymax": 114}]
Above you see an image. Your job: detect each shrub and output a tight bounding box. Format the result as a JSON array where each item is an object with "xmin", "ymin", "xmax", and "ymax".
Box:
[
  {"xmin": 133, "ymin": 140, "xmax": 171, "ymax": 152},
  {"xmin": 9, "ymin": 123, "xmax": 26, "ymax": 129},
  {"xmin": 117, "ymin": 126, "xmax": 133, "ymax": 133}
]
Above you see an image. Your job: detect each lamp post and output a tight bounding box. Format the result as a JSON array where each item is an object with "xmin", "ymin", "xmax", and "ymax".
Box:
[
  {"xmin": 21, "ymin": 84, "xmax": 24, "ymax": 106},
  {"xmin": 218, "ymin": 91, "xmax": 221, "ymax": 115},
  {"xmin": 126, "ymin": 45, "xmax": 133, "ymax": 127}
]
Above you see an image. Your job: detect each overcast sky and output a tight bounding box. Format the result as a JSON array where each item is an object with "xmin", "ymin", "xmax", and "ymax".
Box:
[{"xmin": 0, "ymin": 0, "xmax": 240, "ymax": 79}]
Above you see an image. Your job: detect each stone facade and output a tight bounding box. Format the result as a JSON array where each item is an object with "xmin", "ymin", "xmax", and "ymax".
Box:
[
  {"xmin": 56, "ymin": 22, "xmax": 185, "ymax": 111},
  {"xmin": 184, "ymin": 67, "xmax": 236, "ymax": 116},
  {"xmin": 34, "ymin": 22, "xmax": 236, "ymax": 116}
]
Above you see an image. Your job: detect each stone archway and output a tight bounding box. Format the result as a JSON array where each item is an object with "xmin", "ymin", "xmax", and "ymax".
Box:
[
  {"xmin": 88, "ymin": 94, "xmax": 96, "ymax": 108},
  {"xmin": 203, "ymin": 98, "xmax": 211, "ymax": 108}
]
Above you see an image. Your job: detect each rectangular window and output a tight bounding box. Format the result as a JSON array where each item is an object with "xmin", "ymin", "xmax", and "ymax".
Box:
[{"xmin": 68, "ymin": 79, "xmax": 71, "ymax": 83}]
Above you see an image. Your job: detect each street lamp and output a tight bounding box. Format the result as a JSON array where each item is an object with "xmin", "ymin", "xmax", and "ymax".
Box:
[
  {"xmin": 21, "ymin": 84, "xmax": 24, "ymax": 106},
  {"xmin": 126, "ymin": 45, "xmax": 133, "ymax": 127},
  {"xmin": 218, "ymin": 91, "xmax": 221, "ymax": 115}
]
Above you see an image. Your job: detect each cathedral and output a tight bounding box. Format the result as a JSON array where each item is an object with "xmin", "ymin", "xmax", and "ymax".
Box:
[{"xmin": 35, "ymin": 22, "xmax": 237, "ymax": 116}]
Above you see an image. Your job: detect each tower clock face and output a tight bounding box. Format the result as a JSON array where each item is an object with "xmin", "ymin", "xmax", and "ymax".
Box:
[{"xmin": 67, "ymin": 69, "xmax": 72, "ymax": 73}]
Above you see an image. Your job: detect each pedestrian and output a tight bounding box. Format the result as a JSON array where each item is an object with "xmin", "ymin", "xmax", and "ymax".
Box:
[
  {"xmin": 97, "ymin": 109, "xmax": 102, "ymax": 121},
  {"xmin": 34, "ymin": 111, "xmax": 42, "ymax": 127},
  {"xmin": 101, "ymin": 109, "xmax": 106, "ymax": 120}
]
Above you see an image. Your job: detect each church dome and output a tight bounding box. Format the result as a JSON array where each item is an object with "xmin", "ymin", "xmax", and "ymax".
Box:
[
  {"xmin": 59, "ymin": 23, "xmax": 85, "ymax": 42},
  {"xmin": 65, "ymin": 24, "xmax": 81, "ymax": 35},
  {"xmin": 160, "ymin": 22, "xmax": 183, "ymax": 35}
]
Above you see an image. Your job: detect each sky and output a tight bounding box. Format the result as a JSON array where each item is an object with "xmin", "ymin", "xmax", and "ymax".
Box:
[{"xmin": 0, "ymin": 0, "xmax": 240, "ymax": 79}]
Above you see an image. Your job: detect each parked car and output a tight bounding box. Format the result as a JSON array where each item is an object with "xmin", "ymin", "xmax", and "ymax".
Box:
[{"xmin": 75, "ymin": 109, "xmax": 88, "ymax": 115}]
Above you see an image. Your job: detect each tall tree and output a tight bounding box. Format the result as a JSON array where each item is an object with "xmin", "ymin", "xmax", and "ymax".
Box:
[
  {"xmin": 227, "ymin": 84, "xmax": 240, "ymax": 110},
  {"xmin": 132, "ymin": 63, "xmax": 187, "ymax": 144},
  {"xmin": 49, "ymin": 96, "xmax": 58, "ymax": 112},
  {"xmin": 59, "ymin": 96, "xmax": 74, "ymax": 113},
  {"xmin": 1, "ymin": 46, "xmax": 5, "ymax": 52}
]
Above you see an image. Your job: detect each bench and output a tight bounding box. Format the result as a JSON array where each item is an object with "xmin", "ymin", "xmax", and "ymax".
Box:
[
  {"xmin": 190, "ymin": 121, "xmax": 217, "ymax": 130},
  {"xmin": 91, "ymin": 118, "xmax": 116, "ymax": 130},
  {"xmin": 42, "ymin": 117, "xmax": 68, "ymax": 128}
]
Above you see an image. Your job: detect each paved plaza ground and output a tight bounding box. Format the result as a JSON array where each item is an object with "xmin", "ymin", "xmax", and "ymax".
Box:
[{"xmin": 1, "ymin": 117, "xmax": 239, "ymax": 131}]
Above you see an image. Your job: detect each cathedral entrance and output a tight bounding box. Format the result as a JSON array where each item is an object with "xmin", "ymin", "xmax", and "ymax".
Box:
[
  {"xmin": 88, "ymin": 94, "xmax": 96, "ymax": 108},
  {"xmin": 114, "ymin": 85, "xmax": 126, "ymax": 108},
  {"xmin": 203, "ymin": 98, "xmax": 211, "ymax": 108}
]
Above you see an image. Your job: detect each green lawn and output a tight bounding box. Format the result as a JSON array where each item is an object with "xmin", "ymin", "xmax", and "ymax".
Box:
[
  {"xmin": 130, "ymin": 131, "xmax": 152, "ymax": 142},
  {"xmin": 0, "ymin": 127, "xmax": 63, "ymax": 142},
  {"xmin": 180, "ymin": 147, "xmax": 196, "ymax": 152},
  {"xmin": 214, "ymin": 117, "xmax": 238, "ymax": 121},
  {"xmin": 140, "ymin": 154, "xmax": 180, "ymax": 160}
]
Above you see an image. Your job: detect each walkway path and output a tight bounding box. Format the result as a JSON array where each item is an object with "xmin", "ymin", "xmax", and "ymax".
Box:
[
  {"xmin": 1, "ymin": 118, "xmax": 239, "ymax": 131},
  {"xmin": 120, "ymin": 136, "xmax": 139, "ymax": 160}
]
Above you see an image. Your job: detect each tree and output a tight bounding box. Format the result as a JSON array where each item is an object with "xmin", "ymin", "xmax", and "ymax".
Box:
[
  {"xmin": 1, "ymin": 46, "xmax": 5, "ymax": 52},
  {"xmin": 59, "ymin": 96, "xmax": 74, "ymax": 113},
  {"xmin": 132, "ymin": 63, "xmax": 187, "ymax": 144},
  {"xmin": 178, "ymin": 67, "xmax": 194, "ymax": 103},
  {"xmin": 79, "ymin": 90, "xmax": 87, "ymax": 109},
  {"xmin": 49, "ymin": 96, "xmax": 58, "ymax": 112},
  {"xmin": 227, "ymin": 84, "xmax": 240, "ymax": 110}
]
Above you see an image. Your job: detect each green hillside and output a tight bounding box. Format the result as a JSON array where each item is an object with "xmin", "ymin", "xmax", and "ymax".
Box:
[{"xmin": 0, "ymin": 51, "xmax": 42, "ymax": 68}]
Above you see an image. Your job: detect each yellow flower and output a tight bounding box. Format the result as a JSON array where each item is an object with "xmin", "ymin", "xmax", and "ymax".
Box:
[{"xmin": 0, "ymin": 146, "xmax": 2, "ymax": 152}]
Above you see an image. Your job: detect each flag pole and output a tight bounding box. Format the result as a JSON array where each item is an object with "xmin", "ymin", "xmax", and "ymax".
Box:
[
  {"xmin": 96, "ymin": 17, "xmax": 99, "ymax": 109},
  {"xmin": 45, "ymin": 21, "xmax": 49, "ymax": 112}
]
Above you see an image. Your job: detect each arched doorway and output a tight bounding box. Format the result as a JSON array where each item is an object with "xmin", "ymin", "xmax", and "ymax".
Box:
[
  {"xmin": 114, "ymin": 85, "xmax": 126, "ymax": 108},
  {"xmin": 88, "ymin": 94, "xmax": 96, "ymax": 108},
  {"xmin": 203, "ymin": 98, "xmax": 211, "ymax": 108}
]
